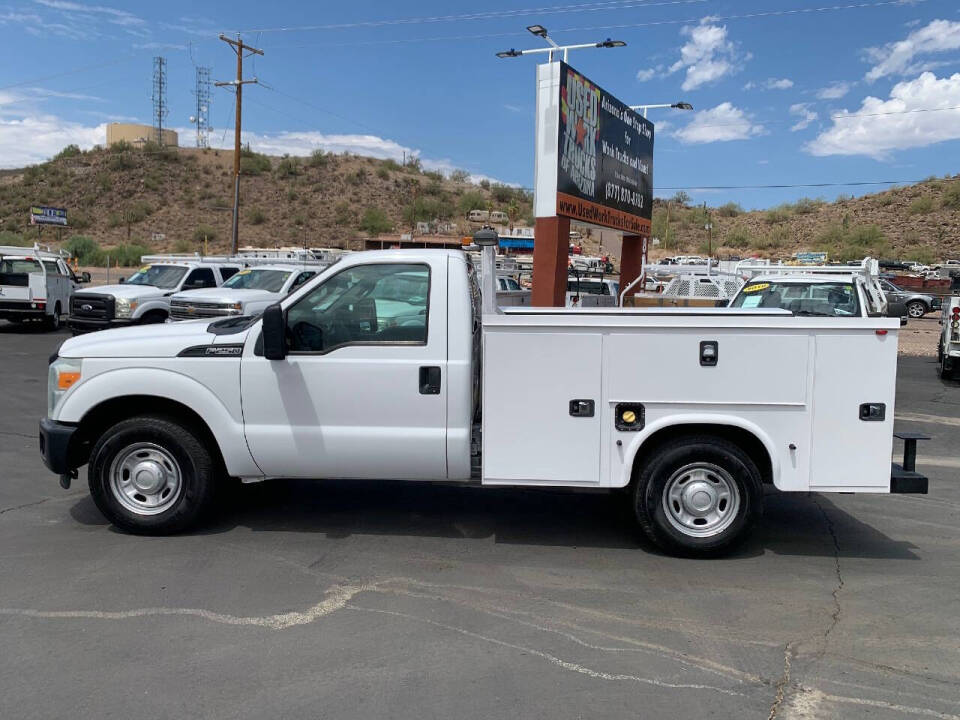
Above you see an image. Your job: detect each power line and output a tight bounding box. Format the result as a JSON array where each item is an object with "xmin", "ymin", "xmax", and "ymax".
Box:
[
  {"xmin": 231, "ymin": 0, "xmax": 707, "ymax": 34},
  {"xmin": 279, "ymin": 0, "xmax": 917, "ymax": 48},
  {"xmin": 670, "ymin": 105, "xmax": 960, "ymax": 132},
  {"xmin": 0, "ymin": 52, "xmax": 141, "ymax": 92}
]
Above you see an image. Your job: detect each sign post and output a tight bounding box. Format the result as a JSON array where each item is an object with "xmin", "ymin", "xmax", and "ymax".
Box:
[{"xmin": 532, "ymin": 61, "xmax": 653, "ymax": 306}]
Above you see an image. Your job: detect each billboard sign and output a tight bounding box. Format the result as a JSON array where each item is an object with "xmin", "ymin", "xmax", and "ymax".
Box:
[
  {"xmin": 535, "ymin": 62, "xmax": 653, "ymax": 235},
  {"xmin": 29, "ymin": 206, "xmax": 68, "ymax": 226}
]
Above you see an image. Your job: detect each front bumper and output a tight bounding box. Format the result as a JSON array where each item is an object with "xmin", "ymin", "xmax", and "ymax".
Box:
[
  {"xmin": 38, "ymin": 418, "xmax": 79, "ymax": 475},
  {"xmin": 67, "ymin": 316, "xmax": 134, "ymax": 333}
]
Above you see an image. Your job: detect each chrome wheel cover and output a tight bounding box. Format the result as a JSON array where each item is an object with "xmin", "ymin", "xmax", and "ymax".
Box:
[
  {"xmin": 661, "ymin": 462, "xmax": 740, "ymax": 538},
  {"xmin": 108, "ymin": 442, "xmax": 183, "ymax": 516}
]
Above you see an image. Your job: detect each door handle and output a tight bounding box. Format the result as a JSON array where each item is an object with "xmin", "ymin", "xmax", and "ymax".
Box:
[{"xmin": 419, "ymin": 366, "xmax": 441, "ymax": 395}]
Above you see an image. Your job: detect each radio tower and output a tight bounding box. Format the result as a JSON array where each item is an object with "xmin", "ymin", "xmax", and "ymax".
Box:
[
  {"xmin": 192, "ymin": 66, "xmax": 212, "ymax": 148},
  {"xmin": 152, "ymin": 56, "xmax": 168, "ymax": 146}
]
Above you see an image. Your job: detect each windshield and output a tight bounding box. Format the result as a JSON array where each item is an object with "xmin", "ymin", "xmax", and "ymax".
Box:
[
  {"xmin": 223, "ymin": 269, "xmax": 291, "ymax": 292},
  {"xmin": 126, "ymin": 265, "xmax": 188, "ymax": 289},
  {"xmin": 730, "ymin": 281, "xmax": 860, "ymax": 316},
  {"xmin": 0, "ymin": 258, "xmax": 43, "ymax": 274}
]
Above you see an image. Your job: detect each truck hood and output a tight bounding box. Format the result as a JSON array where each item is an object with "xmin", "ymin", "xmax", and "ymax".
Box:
[
  {"xmin": 77, "ymin": 284, "xmax": 169, "ymax": 300},
  {"xmin": 171, "ymin": 288, "xmax": 280, "ymax": 305},
  {"xmin": 57, "ymin": 318, "xmax": 250, "ymax": 358}
]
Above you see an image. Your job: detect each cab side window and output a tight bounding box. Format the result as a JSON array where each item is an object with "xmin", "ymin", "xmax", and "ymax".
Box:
[
  {"xmin": 290, "ymin": 271, "xmax": 316, "ymax": 292},
  {"xmin": 184, "ymin": 268, "xmax": 216, "ymax": 289},
  {"xmin": 219, "ymin": 266, "xmax": 240, "ymax": 282},
  {"xmin": 286, "ymin": 263, "xmax": 429, "ymax": 353}
]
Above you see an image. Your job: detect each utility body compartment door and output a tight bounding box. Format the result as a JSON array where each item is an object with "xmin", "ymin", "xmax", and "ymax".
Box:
[{"xmin": 482, "ymin": 330, "xmax": 603, "ymax": 485}]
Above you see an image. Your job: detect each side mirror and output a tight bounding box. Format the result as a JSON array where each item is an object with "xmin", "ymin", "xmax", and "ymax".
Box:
[
  {"xmin": 262, "ymin": 303, "xmax": 287, "ymax": 360},
  {"xmin": 887, "ymin": 301, "xmax": 907, "ymax": 318},
  {"xmin": 80, "ymin": 271, "xmax": 91, "ymax": 283},
  {"xmin": 118, "ymin": 277, "xmax": 125, "ymax": 283}
]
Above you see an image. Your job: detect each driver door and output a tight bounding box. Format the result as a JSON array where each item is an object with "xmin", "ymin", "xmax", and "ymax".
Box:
[{"xmin": 240, "ymin": 258, "xmax": 448, "ymax": 480}]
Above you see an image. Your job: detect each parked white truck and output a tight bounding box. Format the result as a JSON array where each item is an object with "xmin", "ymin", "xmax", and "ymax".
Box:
[
  {"xmin": 39, "ymin": 248, "xmax": 927, "ymax": 556},
  {"xmin": 68, "ymin": 258, "xmax": 241, "ymax": 333},
  {"xmin": 937, "ymin": 298, "xmax": 960, "ymax": 380},
  {"xmin": 169, "ymin": 264, "xmax": 322, "ymax": 321},
  {"xmin": 0, "ymin": 244, "xmax": 89, "ymax": 330}
]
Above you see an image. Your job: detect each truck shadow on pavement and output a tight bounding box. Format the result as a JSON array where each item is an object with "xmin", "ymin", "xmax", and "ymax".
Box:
[{"xmin": 68, "ymin": 480, "xmax": 920, "ymax": 560}]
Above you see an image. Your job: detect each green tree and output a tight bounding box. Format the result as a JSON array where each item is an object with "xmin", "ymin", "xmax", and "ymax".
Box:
[{"xmin": 360, "ymin": 208, "xmax": 393, "ymax": 235}]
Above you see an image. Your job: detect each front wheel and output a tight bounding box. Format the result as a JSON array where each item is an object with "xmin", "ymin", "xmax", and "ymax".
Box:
[
  {"xmin": 45, "ymin": 302, "xmax": 62, "ymax": 331},
  {"xmin": 633, "ymin": 436, "xmax": 762, "ymax": 557},
  {"xmin": 88, "ymin": 415, "xmax": 217, "ymax": 534}
]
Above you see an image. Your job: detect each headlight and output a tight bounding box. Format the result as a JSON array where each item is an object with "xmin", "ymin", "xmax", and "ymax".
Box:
[
  {"xmin": 226, "ymin": 302, "xmax": 244, "ymax": 315},
  {"xmin": 115, "ymin": 297, "xmax": 138, "ymax": 318},
  {"xmin": 48, "ymin": 358, "xmax": 82, "ymax": 417}
]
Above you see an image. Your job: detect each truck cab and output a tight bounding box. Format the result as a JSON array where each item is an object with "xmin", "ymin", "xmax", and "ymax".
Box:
[
  {"xmin": 69, "ymin": 259, "xmax": 241, "ymax": 333},
  {"xmin": 938, "ymin": 298, "xmax": 960, "ymax": 380}
]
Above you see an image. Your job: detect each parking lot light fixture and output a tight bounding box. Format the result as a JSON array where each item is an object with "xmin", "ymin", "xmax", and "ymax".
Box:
[
  {"xmin": 628, "ymin": 102, "xmax": 694, "ymax": 118},
  {"xmin": 497, "ymin": 24, "xmax": 626, "ymax": 62}
]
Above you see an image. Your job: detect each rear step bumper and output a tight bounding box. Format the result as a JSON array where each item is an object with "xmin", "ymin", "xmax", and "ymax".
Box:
[{"xmin": 890, "ymin": 431, "xmax": 930, "ymax": 494}]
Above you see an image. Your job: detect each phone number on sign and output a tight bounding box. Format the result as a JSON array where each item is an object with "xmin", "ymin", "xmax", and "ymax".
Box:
[{"xmin": 604, "ymin": 182, "xmax": 644, "ymax": 209}]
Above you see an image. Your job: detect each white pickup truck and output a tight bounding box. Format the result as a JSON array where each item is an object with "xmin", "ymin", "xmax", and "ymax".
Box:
[
  {"xmin": 168, "ymin": 264, "xmax": 322, "ymax": 321},
  {"xmin": 39, "ymin": 248, "xmax": 927, "ymax": 556},
  {"xmin": 68, "ymin": 259, "xmax": 241, "ymax": 333},
  {"xmin": 938, "ymin": 297, "xmax": 960, "ymax": 379},
  {"xmin": 0, "ymin": 244, "xmax": 89, "ymax": 330}
]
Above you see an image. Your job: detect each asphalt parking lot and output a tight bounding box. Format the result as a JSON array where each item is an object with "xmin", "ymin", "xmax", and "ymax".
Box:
[{"xmin": 1, "ymin": 322, "xmax": 958, "ymax": 720}]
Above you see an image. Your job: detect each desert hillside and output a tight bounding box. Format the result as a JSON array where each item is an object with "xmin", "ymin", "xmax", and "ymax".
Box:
[{"xmin": 0, "ymin": 142, "xmax": 957, "ymax": 265}]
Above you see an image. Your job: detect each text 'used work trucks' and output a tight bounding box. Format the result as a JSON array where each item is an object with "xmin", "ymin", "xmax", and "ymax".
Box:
[{"xmin": 39, "ymin": 248, "xmax": 927, "ymax": 556}]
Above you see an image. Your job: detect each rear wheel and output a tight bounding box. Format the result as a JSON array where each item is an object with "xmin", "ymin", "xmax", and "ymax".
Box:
[
  {"xmin": 45, "ymin": 302, "xmax": 62, "ymax": 331},
  {"xmin": 633, "ymin": 436, "xmax": 762, "ymax": 557},
  {"xmin": 906, "ymin": 300, "xmax": 927, "ymax": 319},
  {"xmin": 88, "ymin": 415, "xmax": 217, "ymax": 534}
]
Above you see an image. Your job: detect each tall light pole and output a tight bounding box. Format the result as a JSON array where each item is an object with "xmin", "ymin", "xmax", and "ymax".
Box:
[
  {"xmin": 629, "ymin": 102, "xmax": 694, "ymax": 118},
  {"xmin": 496, "ymin": 24, "xmax": 626, "ymax": 62}
]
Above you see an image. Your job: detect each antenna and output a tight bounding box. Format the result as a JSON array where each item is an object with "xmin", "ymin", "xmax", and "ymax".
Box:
[
  {"xmin": 152, "ymin": 56, "xmax": 168, "ymax": 146},
  {"xmin": 193, "ymin": 66, "xmax": 212, "ymax": 148}
]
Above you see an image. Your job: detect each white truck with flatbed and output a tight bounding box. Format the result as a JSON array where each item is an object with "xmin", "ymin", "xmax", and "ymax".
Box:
[
  {"xmin": 0, "ymin": 244, "xmax": 89, "ymax": 330},
  {"xmin": 39, "ymin": 248, "xmax": 928, "ymax": 556},
  {"xmin": 168, "ymin": 264, "xmax": 323, "ymax": 321},
  {"xmin": 68, "ymin": 257, "xmax": 242, "ymax": 333}
]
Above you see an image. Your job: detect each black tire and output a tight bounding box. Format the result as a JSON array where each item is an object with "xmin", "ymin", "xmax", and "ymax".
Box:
[
  {"xmin": 45, "ymin": 302, "xmax": 62, "ymax": 331},
  {"xmin": 141, "ymin": 311, "xmax": 167, "ymax": 324},
  {"xmin": 906, "ymin": 301, "xmax": 927, "ymax": 319},
  {"xmin": 633, "ymin": 435, "xmax": 762, "ymax": 557},
  {"xmin": 88, "ymin": 415, "xmax": 216, "ymax": 534}
]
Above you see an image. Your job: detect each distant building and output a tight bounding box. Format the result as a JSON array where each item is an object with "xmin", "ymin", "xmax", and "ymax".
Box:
[{"xmin": 106, "ymin": 123, "xmax": 178, "ymax": 148}]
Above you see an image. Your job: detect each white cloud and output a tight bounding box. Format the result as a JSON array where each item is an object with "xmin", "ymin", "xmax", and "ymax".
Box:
[
  {"xmin": 0, "ymin": 114, "xmax": 104, "ymax": 167},
  {"xmin": 816, "ymin": 81, "xmax": 852, "ymax": 100},
  {"xmin": 502, "ymin": 104, "xmax": 524, "ymax": 114},
  {"xmin": 744, "ymin": 77, "xmax": 794, "ymax": 91},
  {"xmin": 789, "ymin": 103, "xmax": 818, "ymax": 131},
  {"xmin": 668, "ymin": 21, "xmax": 743, "ymax": 91},
  {"xmin": 806, "ymin": 72, "xmax": 960, "ymax": 159},
  {"xmin": 673, "ymin": 103, "xmax": 764, "ymax": 144},
  {"xmin": 32, "ymin": 0, "xmax": 144, "ymax": 27},
  {"xmin": 635, "ymin": 67, "xmax": 657, "ymax": 82},
  {"xmin": 864, "ymin": 19, "xmax": 960, "ymax": 82}
]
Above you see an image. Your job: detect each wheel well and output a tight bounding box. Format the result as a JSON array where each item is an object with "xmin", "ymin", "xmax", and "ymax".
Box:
[
  {"xmin": 631, "ymin": 423, "xmax": 773, "ymax": 485},
  {"xmin": 72, "ymin": 395, "xmax": 226, "ymax": 473},
  {"xmin": 141, "ymin": 309, "xmax": 168, "ymax": 320}
]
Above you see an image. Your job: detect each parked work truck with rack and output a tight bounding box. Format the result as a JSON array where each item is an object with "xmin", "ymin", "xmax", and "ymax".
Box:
[{"xmin": 39, "ymin": 245, "xmax": 927, "ymax": 556}]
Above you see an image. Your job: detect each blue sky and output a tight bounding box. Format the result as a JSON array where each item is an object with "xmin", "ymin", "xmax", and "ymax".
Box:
[{"xmin": 1, "ymin": 0, "xmax": 959, "ymax": 208}]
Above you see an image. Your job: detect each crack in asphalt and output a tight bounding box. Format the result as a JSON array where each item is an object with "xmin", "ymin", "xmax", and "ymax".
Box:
[
  {"xmin": 0, "ymin": 498, "xmax": 49, "ymax": 516},
  {"xmin": 767, "ymin": 642, "xmax": 794, "ymax": 720},
  {"xmin": 0, "ymin": 430, "xmax": 35, "ymax": 440},
  {"xmin": 813, "ymin": 497, "xmax": 844, "ymax": 643}
]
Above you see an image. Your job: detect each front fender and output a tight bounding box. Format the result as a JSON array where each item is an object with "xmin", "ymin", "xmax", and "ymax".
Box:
[
  {"xmin": 618, "ymin": 412, "xmax": 781, "ymax": 488},
  {"xmin": 57, "ymin": 367, "xmax": 261, "ymax": 478},
  {"xmin": 131, "ymin": 298, "xmax": 170, "ymax": 319}
]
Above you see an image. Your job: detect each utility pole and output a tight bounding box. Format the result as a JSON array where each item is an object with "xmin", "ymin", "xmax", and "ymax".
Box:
[
  {"xmin": 216, "ymin": 34, "xmax": 263, "ymax": 255},
  {"xmin": 703, "ymin": 202, "xmax": 713, "ymax": 258}
]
